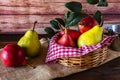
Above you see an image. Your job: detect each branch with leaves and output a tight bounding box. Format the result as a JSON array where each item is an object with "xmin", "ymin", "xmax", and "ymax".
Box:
[
  {"xmin": 87, "ymin": 0, "xmax": 108, "ymax": 6},
  {"xmin": 44, "ymin": 0, "xmax": 108, "ymax": 39}
]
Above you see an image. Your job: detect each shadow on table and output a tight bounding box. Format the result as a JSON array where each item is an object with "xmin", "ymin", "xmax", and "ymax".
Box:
[{"xmin": 53, "ymin": 57, "xmax": 120, "ymax": 80}]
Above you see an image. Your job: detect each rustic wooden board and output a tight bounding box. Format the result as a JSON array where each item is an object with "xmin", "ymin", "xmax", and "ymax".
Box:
[
  {"xmin": 0, "ymin": 0, "xmax": 120, "ymax": 34},
  {"xmin": 0, "ymin": 3, "xmax": 120, "ymax": 15},
  {"xmin": 0, "ymin": 14, "xmax": 120, "ymax": 34},
  {"xmin": 0, "ymin": 0, "xmax": 120, "ymax": 4}
]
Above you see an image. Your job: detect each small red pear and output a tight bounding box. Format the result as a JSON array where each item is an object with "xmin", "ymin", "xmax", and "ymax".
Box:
[
  {"xmin": 58, "ymin": 28, "xmax": 76, "ymax": 47},
  {"xmin": 60, "ymin": 29, "xmax": 81, "ymax": 42}
]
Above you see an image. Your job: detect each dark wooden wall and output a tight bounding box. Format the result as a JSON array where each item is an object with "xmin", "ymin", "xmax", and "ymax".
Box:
[{"xmin": 0, "ymin": 0, "xmax": 120, "ymax": 34}]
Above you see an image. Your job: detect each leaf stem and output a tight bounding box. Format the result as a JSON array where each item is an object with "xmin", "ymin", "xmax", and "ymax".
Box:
[{"xmin": 54, "ymin": 19, "xmax": 64, "ymax": 30}]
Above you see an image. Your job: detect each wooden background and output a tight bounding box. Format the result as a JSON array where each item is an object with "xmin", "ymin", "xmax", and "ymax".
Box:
[{"xmin": 0, "ymin": 0, "xmax": 120, "ymax": 34}]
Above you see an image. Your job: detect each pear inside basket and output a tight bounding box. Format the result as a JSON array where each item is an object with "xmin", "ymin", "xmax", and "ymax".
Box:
[{"xmin": 46, "ymin": 31, "xmax": 116, "ymax": 69}]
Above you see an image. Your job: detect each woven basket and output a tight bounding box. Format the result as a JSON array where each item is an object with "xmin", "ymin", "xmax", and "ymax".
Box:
[
  {"xmin": 57, "ymin": 46, "xmax": 108, "ymax": 69},
  {"xmin": 46, "ymin": 33, "xmax": 116, "ymax": 69}
]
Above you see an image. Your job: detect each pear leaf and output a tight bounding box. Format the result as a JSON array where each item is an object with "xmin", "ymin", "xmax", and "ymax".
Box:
[
  {"xmin": 65, "ymin": 1, "xmax": 82, "ymax": 13},
  {"xmin": 50, "ymin": 20, "xmax": 60, "ymax": 30},
  {"xmin": 65, "ymin": 12, "xmax": 82, "ymax": 27},
  {"xmin": 93, "ymin": 10, "xmax": 102, "ymax": 25},
  {"xmin": 44, "ymin": 27, "xmax": 56, "ymax": 37},
  {"xmin": 55, "ymin": 18, "xmax": 65, "ymax": 27},
  {"xmin": 97, "ymin": 0, "xmax": 108, "ymax": 7},
  {"xmin": 64, "ymin": 11, "xmax": 70, "ymax": 23},
  {"xmin": 87, "ymin": 0, "xmax": 99, "ymax": 5}
]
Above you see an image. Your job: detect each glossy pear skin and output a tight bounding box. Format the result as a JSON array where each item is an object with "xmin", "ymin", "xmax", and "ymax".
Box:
[
  {"xmin": 58, "ymin": 29, "xmax": 76, "ymax": 47},
  {"xmin": 18, "ymin": 30, "xmax": 41, "ymax": 57},
  {"xmin": 60, "ymin": 29, "xmax": 81, "ymax": 42},
  {"xmin": 77, "ymin": 25, "xmax": 103, "ymax": 47}
]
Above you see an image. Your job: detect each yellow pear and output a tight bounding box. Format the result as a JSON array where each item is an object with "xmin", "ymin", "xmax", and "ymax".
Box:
[
  {"xmin": 18, "ymin": 21, "xmax": 41, "ymax": 57},
  {"xmin": 77, "ymin": 25, "xmax": 103, "ymax": 47}
]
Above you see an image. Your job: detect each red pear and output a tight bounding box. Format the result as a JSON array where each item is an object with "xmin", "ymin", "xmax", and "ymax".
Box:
[
  {"xmin": 58, "ymin": 28, "xmax": 76, "ymax": 47},
  {"xmin": 60, "ymin": 29, "xmax": 81, "ymax": 42},
  {"xmin": 78, "ymin": 16, "xmax": 98, "ymax": 33}
]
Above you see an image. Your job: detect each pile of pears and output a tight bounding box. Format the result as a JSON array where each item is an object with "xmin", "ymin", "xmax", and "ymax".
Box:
[
  {"xmin": 57, "ymin": 16, "xmax": 103, "ymax": 48},
  {"xmin": 18, "ymin": 21, "xmax": 41, "ymax": 57}
]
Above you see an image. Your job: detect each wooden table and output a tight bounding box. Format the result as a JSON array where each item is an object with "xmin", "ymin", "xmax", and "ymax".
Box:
[
  {"xmin": 54, "ymin": 57, "xmax": 120, "ymax": 80},
  {"xmin": 0, "ymin": 34, "xmax": 120, "ymax": 80}
]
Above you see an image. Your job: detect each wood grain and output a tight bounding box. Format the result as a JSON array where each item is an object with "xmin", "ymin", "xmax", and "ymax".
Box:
[
  {"xmin": 0, "ymin": 0, "xmax": 120, "ymax": 5},
  {"xmin": 0, "ymin": 14, "xmax": 120, "ymax": 24},
  {"xmin": 0, "ymin": 14, "xmax": 119, "ymax": 34},
  {"xmin": 0, "ymin": 0, "xmax": 120, "ymax": 34},
  {"xmin": 0, "ymin": 3, "xmax": 120, "ymax": 15}
]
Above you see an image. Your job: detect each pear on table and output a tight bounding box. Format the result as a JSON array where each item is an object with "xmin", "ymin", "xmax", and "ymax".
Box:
[{"xmin": 18, "ymin": 21, "xmax": 41, "ymax": 57}]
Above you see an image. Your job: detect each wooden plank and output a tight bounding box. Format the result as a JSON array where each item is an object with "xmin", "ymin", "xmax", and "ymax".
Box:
[
  {"xmin": 0, "ymin": 14, "xmax": 120, "ymax": 34},
  {"xmin": 0, "ymin": 0, "xmax": 120, "ymax": 6},
  {"xmin": 0, "ymin": 3, "xmax": 120, "ymax": 15},
  {"xmin": 0, "ymin": 15, "xmax": 62, "ymax": 34},
  {"xmin": 0, "ymin": 23, "xmax": 117, "ymax": 34},
  {"xmin": 0, "ymin": 27, "xmax": 48, "ymax": 34},
  {"xmin": 0, "ymin": 15, "xmax": 63, "ymax": 25},
  {"xmin": 0, "ymin": 14, "xmax": 120, "ymax": 27}
]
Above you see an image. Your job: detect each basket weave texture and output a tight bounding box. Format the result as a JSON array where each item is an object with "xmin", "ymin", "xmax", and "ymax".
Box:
[
  {"xmin": 58, "ymin": 46, "xmax": 108, "ymax": 68},
  {"xmin": 46, "ymin": 33, "xmax": 116, "ymax": 69}
]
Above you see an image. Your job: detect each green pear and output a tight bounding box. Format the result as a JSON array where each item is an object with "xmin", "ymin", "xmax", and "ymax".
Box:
[
  {"xmin": 77, "ymin": 25, "xmax": 103, "ymax": 47},
  {"xmin": 18, "ymin": 21, "xmax": 41, "ymax": 57}
]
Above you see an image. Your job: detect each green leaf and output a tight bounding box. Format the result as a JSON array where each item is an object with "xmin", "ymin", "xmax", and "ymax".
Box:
[
  {"xmin": 97, "ymin": 0, "xmax": 108, "ymax": 7},
  {"xmin": 65, "ymin": 1, "xmax": 82, "ymax": 13},
  {"xmin": 93, "ymin": 10, "xmax": 102, "ymax": 25},
  {"xmin": 87, "ymin": 0, "xmax": 99, "ymax": 5},
  {"xmin": 50, "ymin": 20, "xmax": 60, "ymax": 30},
  {"xmin": 55, "ymin": 18, "xmax": 65, "ymax": 27},
  {"xmin": 44, "ymin": 27, "xmax": 56, "ymax": 38},
  {"xmin": 65, "ymin": 12, "xmax": 82, "ymax": 27},
  {"xmin": 64, "ymin": 11, "xmax": 71, "ymax": 23}
]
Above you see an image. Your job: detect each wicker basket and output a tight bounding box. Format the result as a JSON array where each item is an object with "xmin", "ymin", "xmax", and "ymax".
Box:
[
  {"xmin": 46, "ymin": 33, "xmax": 116, "ymax": 69},
  {"xmin": 57, "ymin": 46, "xmax": 108, "ymax": 69}
]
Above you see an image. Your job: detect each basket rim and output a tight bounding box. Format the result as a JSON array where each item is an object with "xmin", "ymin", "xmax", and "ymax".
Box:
[
  {"xmin": 46, "ymin": 32, "xmax": 116, "ymax": 63},
  {"xmin": 49, "ymin": 32, "xmax": 115, "ymax": 49}
]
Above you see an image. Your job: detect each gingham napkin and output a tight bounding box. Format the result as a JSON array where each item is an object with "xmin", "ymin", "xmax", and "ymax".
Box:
[{"xmin": 46, "ymin": 33, "xmax": 116, "ymax": 63}]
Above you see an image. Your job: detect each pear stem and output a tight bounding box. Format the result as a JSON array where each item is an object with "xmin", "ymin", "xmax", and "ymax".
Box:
[
  {"xmin": 58, "ymin": 22, "xmax": 64, "ymax": 30},
  {"xmin": 65, "ymin": 28, "xmax": 68, "ymax": 35},
  {"xmin": 54, "ymin": 19, "xmax": 64, "ymax": 30},
  {"xmin": 33, "ymin": 21, "xmax": 37, "ymax": 31}
]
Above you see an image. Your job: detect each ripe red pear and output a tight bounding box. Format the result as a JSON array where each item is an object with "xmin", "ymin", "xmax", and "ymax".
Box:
[
  {"xmin": 60, "ymin": 29, "xmax": 81, "ymax": 42},
  {"xmin": 78, "ymin": 16, "xmax": 98, "ymax": 33},
  {"xmin": 58, "ymin": 28, "xmax": 76, "ymax": 47}
]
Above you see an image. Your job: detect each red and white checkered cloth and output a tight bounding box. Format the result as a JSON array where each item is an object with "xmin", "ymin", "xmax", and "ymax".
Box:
[{"xmin": 45, "ymin": 32, "xmax": 116, "ymax": 63}]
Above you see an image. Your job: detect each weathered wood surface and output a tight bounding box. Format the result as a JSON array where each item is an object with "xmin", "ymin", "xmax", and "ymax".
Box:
[
  {"xmin": 0, "ymin": 3, "xmax": 120, "ymax": 14},
  {"xmin": 54, "ymin": 57, "xmax": 120, "ymax": 80},
  {"xmin": 0, "ymin": 0, "xmax": 120, "ymax": 34},
  {"xmin": 0, "ymin": 14, "xmax": 120, "ymax": 34}
]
